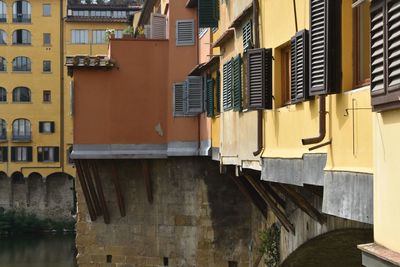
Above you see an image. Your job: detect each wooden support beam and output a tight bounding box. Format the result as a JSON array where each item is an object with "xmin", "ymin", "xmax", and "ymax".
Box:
[
  {"xmin": 243, "ymin": 174, "xmax": 295, "ymax": 234},
  {"xmin": 271, "ymin": 183, "xmax": 326, "ymax": 225},
  {"xmin": 141, "ymin": 160, "xmax": 153, "ymax": 204},
  {"xmin": 82, "ymin": 160, "xmax": 102, "ymax": 216},
  {"xmin": 230, "ymin": 175, "xmax": 268, "ymax": 220},
  {"xmin": 75, "ymin": 160, "xmax": 97, "ymax": 221},
  {"xmin": 112, "ymin": 161, "xmax": 126, "ymax": 217},
  {"xmin": 262, "ymin": 183, "xmax": 287, "ymax": 209},
  {"xmin": 90, "ymin": 160, "xmax": 110, "ymax": 224}
]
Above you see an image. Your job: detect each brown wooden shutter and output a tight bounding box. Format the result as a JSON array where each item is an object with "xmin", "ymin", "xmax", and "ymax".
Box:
[
  {"xmin": 247, "ymin": 48, "xmax": 273, "ymax": 110},
  {"xmin": 371, "ymin": 0, "xmax": 400, "ymax": 111},
  {"xmin": 291, "ymin": 30, "xmax": 310, "ymax": 103},
  {"xmin": 309, "ymin": 0, "xmax": 341, "ymax": 96}
]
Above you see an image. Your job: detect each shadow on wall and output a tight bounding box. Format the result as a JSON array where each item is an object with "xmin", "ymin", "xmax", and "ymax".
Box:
[{"xmin": 280, "ymin": 228, "xmax": 373, "ymax": 267}]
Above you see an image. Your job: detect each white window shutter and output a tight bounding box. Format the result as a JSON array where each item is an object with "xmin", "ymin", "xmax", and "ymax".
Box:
[
  {"xmin": 144, "ymin": 25, "xmax": 151, "ymax": 38},
  {"xmin": 186, "ymin": 76, "xmax": 203, "ymax": 114},
  {"xmin": 150, "ymin": 13, "xmax": 167, "ymax": 39},
  {"xmin": 176, "ymin": 20, "xmax": 195, "ymax": 46},
  {"xmin": 173, "ymin": 82, "xmax": 186, "ymax": 116}
]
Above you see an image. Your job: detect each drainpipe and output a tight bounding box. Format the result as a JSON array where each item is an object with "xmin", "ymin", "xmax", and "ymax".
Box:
[
  {"xmin": 301, "ymin": 95, "xmax": 326, "ymax": 145},
  {"xmin": 252, "ymin": 0, "xmax": 263, "ymax": 156}
]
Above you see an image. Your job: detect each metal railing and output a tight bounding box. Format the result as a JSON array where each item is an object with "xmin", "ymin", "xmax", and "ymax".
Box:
[
  {"xmin": 0, "ymin": 14, "xmax": 6, "ymax": 23},
  {"xmin": 12, "ymin": 14, "xmax": 31, "ymax": 23},
  {"xmin": 12, "ymin": 133, "xmax": 31, "ymax": 142}
]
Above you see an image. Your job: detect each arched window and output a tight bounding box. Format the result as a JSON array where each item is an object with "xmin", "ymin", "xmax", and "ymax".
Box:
[
  {"xmin": 12, "ymin": 29, "xmax": 30, "ymax": 45},
  {"xmin": 12, "ymin": 56, "xmax": 31, "ymax": 71},
  {"xmin": 12, "ymin": 87, "xmax": 30, "ymax": 102},
  {"xmin": 12, "ymin": 118, "xmax": 31, "ymax": 140},
  {"xmin": 0, "ymin": 30, "xmax": 6, "ymax": 44},
  {"xmin": 0, "ymin": 87, "xmax": 6, "ymax": 102},
  {"xmin": 13, "ymin": 1, "xmax": 31, "ymax": 23},
  {"xmin": 0, "ymin": 1, "xmax": 6, "ymax": 23},
  {"xmin": 0, "ymin": 57, "xmax": 6, "ymax": 71},
  {"xmin": 0, "ymin": 119, "xmax": 6, "ymax": 140}
]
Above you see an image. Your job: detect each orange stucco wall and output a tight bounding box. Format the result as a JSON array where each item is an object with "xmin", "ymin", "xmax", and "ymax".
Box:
[{"xmin": 73, "ymin": 0, "xmax": 208, "ymax": 146}]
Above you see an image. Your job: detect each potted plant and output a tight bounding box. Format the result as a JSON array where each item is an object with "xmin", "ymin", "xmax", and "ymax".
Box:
[
  {"xmin": 136, "ymin": 25, "xmax": 146, "ymax": 39},
  {"xmin": 123, "ymin": 26, "xmax": 135, "ymax": 38},
  {"xmin": 105, "ymin": 29, "xmax": 115, "ymax": 42}
]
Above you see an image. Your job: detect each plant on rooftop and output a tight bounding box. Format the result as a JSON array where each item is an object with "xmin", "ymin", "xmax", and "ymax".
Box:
[
  {"xmin": 123, "ymin": 26, "xmax": 135, "ymax": 36},
  {"xmin": 105, "ymin": 29, "xmax": 115, "ymax": 42}
]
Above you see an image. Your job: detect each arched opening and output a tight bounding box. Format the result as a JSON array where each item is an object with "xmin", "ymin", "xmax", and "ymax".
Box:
[
  {"xmin": 0, "ymin": 87, "xmax": 6, "ymax": 102},
  {"xmin": 0, "ymin": 1, "xmax": 6, "ymax": 22},
  {"xmin": 12, "ymin": 56, "xmax": 31, "ymax": 72},
  {"xmin": 12, "ymin": 87, "xmax": 30, "ymax": 102},
  {"xmin": 12, "ymin": 29, "xmax": 31, "ymax": 45},
  {"xmin": 0, "ymin": 29, "xmax": 6, "ymax": 44},
  {"xmin": 280, "ymin": 229, "xmax": 373, "ymax": 267},
  {"xmin": 12, "ymin": 1, "xmax": 31, "ymax": 23},
  {"xmin": 12, "ymin": 118, "xmax": 31, "ymax": 141},
  {"xmin": 0, "ymin": 57, "xmax": 6, "ymax": 72},
  {"xmin": 46, "ymin": 172, "xmax": 75, "ymax": 219},
  {"xmin": 0, "ymin": 118, "xmax": 6, "ymax": 140},
  {"xmin": 0, "ymin": 171, "xmax": 9, "ymax": 207},
  {"xmin": 11, "ymin": 172, "xmax": 26, "ymax": 209},
  {"xmin": 27, "ymin": 172, "xmax": 45, "ymax": 210}
]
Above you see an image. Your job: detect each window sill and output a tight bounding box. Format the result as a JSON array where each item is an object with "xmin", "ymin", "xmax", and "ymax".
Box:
[
  {"xmin": 12, "ymin": 102, "xmax": 32, "ymax": 104},
  {"xmin": 39, "ymin": 132, "xmax": 54, "ymax": 135},
  {"xmin": 12, "ymin": 71, "xmax": 32, "ymax": 74},
  {"xmin": 11, "ymin": 161, "xmax": 33, "ymax": 163},
  {"xmin": 42, "ymin": 101, "xmax": 52, "ymax": 104},
  {"xmin": 43, "ymin": 45, "xmax": 52, "ymax": 47},
  {"xmin": 12, "ymin": 44, "xmax": 32, "ymax": 46},
  {"xmin": 42, "ymin": 72, "xmax": 52, "ymax": 74}
]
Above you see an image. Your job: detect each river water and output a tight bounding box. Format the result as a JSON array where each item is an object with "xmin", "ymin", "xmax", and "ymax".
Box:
[{"xmin": 0, "ymin": 233, "xmax": 77, "ymax": 267}]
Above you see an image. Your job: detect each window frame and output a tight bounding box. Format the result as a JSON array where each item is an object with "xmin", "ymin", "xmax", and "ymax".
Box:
[
  {"xmin": 12, "ymin": 87, "xmax": 31, "ymax": 102},
  {"xmin": 12, "ymin": 118, "xmax": 31, "ymax": 141},
  {"xmin": 92, "ymin": 29, "xmax": 106, "ymax": 44},
  {"xmin": 42, "ymin": 60, "xmax": 51, "ymax": 73},
  {"xmin": 0, "ymin": 87, "xmax": 6, "ymax": 102},
  {"xmin": 280, "ymin": 44, "xmax": 291, "ymax": 107},
  {"xmin": 42, "ymin": 4, "xmax": 51, "ymax": 17},
  {"xmin": 12, "ymin": 29, "xmax": 31, "ymax": 45},
  {"xmin": 0, "ymin": 57, "xmax": 6, "ymax": 71},
  {"xmin": 43, "ymin": 90, "xmax": 51, "ymax": 103},
  {"xmin": 71, "ymin": 29, "xmax": 89, "ymax": 44},
  {"xmin": 37, "ymin": 146, "xmax": 59, "ymax": 162},
  {"xmin": 12, "ymin": 56, "xmax": 31, "ymax": 72},
  {"xmin": 43, "ymin": 33, "xmax": 51, "ymax": 46},
  {"xmin": 0, "ymin": 29, "xmax": 6, "ymax": 44}
]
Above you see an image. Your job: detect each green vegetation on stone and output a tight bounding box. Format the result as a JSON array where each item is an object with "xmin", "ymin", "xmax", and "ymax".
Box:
[{"xmin": 259, "ymin": 223, "xmax": 281, "ymax": 267}]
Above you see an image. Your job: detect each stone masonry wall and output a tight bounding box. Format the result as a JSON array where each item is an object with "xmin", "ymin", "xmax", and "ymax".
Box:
[
  {"xmin": 76, "ymin": 158, "xmax": 264, "ymax": 267},
  {"xmin": 0, "ymin": 172, "xmax": 75, "ymax": 220}
]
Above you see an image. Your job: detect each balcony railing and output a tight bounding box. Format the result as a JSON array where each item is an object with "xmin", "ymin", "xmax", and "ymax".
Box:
[
  {"xmin": 0, "ymin": 134, "xmax": 6, "ymax": 141},
  {"xmin": 0, "ymin": 14, "xmax": 6, "ymax": 23},
  {"xmin": 12, "ymin": 133, "xmax": 31, "ymax": 142},
  {"xmin": 13, "ymin": 14, "xmax": 31, "ymax": 23}
]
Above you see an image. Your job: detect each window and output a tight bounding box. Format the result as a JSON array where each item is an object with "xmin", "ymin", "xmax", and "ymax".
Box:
[
  {"xmin": 290, "ymin": 30, "xmax": 310, "ymax": 104},
  {"xmin": 0, "ymin": 147, "xmax": 7, "ymax": 162},
  {"xmin": 13, "ymin": 87, "xmax": 30, "ymax": 102},
  {"xmin": 353, "ymin": 1, "xmax": 370, "ymax": 87},
  {"xmin": 92, "ymin": 30, "xmax": 106, "ymax": 44},
  {"xmin": 0, "ymin": 119, "xmax": 6, "ymax": 140},
  {"xmin": 42, "ymin": 4, "xmax": 51, "ymax": 16},
  {"xmin": 43, "ymin": 60, "xmax": 51, "ymax": 72},
  {"xmin": 12, "ymin": 29, "xmax": 31, "ymax": 45},
  {"xmin": 43, "ymin": 33, "xmax": 51, "ymax": 46},
  {"xmin": 12, "ymin": 56, "xmax": 31, "ymax": 71},
  {"xmin": 13, "ymin": 1, "xmax": 31, "ymax": 23},
  {"xmin": 43, "ymin": 90, "xmax": 51, "ymax": 102},
  {"xmin": 0, "ymin": 29, "xmax": 6, "ymax": 44},
  {"xmin": 39, "ymin": 121, "xmax": 54, "ymax": 133},
  {"xmin": 243, "ymin": 20, "xmax": 253, "ymax": 51},
  {"xmin": 247, "ymin": 48, "xmax": 273, "ymax": 110},
  {"xmin": 37, "ymin": 147, "xmax": 59, "ymax": 162},
  {"xmin": 176, "ymin": 20, "xmax": 195, "ymax": 46},
  {"xmin": 280, "ymin": 44, "xmax": 291, "ymax": 106},
  {"xmin": 114, "ymin": 30, "xmax": 123, "ymax": 39},
  {"xmin": 173, "ymin": 76, "xmax": 204, "ymax": 116},
  {"xmin": 309, "ymin": 0, "xmax": 341, "ymax": 96},
  {"xmin": 0, "ymin": 57, "xmax": 6, "ymax": 71},
  {"xmin": 198, "ymin": 0, "xmax": 219, "ymax": 28},
  {"xmin": 206, "ymin": 78, "xmax": 215, "ymax": 117},
  {"xmin": 222, "ymin": 56, "xmax": 242, "ymax": 111},
  {"xmin": 112, "ymin": 11, "xmax": 126, "ymax": 18},
  {"xmin": 71, "ymin": 30, "xmax": 88, "ymax": 44},
  {"xmin": 11, "ymin": 146, "xmax": 32, "ymax": 162},
  {"xmin": 223, "ymin": 60, "xmax": 233, "ymax": 111},
  {"xmin": 12, "ymin": 119, "xmax": 31, "ymax": 141},
  {"xmin": 0, "ymin": 87, "xmax": 6, "ymax": 102},
  {"xmin": 0, "ymin": 1, "xmax": 6, "ymax": 23},
  {"xmin": 370, "ymin": 0, "xmax": 400, "ymax": 111}
]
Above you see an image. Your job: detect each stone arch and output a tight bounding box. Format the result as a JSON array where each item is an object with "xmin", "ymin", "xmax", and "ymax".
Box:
[
  {"xmin": 26, "ymin": 172, "xmax": 46, "ymax": 213},
  {"xmin": 280, "ymin": 229, "xmax": 373, "ymax": 267},
  {"xmin": 11, "ymin": 171, "xmax": 27, "ymax": 209},
  {"xmin": 0, "ymin": 171, "xmax": 10, "ymax": 208},
  {"xmin": 46, "ymin": 172, "xmax": 74, "ymax": 219}
]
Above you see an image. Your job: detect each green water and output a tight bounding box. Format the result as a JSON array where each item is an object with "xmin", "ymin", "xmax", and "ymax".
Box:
[{"xmin": 0, "ymin": 233, "xmax": 77, "ymax": 267}]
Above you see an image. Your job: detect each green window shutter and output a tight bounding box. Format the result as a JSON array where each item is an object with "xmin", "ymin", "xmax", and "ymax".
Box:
[
  {"xmin": 309, "ymin": 0, "xmax": 341, "ymax": 96},
  {"xmin": 37, "ymin": 147, "xmax": 43, "ymax": 162},
  {"xmin": 50, "ymin": 122, "xmax": 55, "ymax": 133},
  {"xmin": 247, "ymin": 48, "xmax": 273, "ymax": 110},
  {"xmin": 0, "ymin": 147, "xmax": 7, "ymax": 162},
  {"xmin": 206, "ymin": 78, "xmax": 215, "ymax": 117},
  {"xmin": 54, "ymin": 147, "xmax": 60, "ymax": 162},
  {"xmin": 198, "ymin": 0, "xmax": 219, "ymax": 28},
  {"xmin": 291, "ymin": 30, "xmax": 310, "ymax": 103},
  {"xmin": 233, "ymin": 55, "xmax": 242, "ymax": 111},
  {"xmin": 27, "ymin": 147, "xmax": 32, "ymax": 162},
  {"xmin": 11, "ymin": 147, "xmax": 16, "ymax": 162},
  {"xmin": 243, "ymin": 20, "xmax": 253, "ymax": 51},
  {"xmin": 216, "ymin": 71, "xmax": 221, "ymax": 113},
  {"xmin": 223, "ymin": 60, "xmax": 233, "ymax": 111}
]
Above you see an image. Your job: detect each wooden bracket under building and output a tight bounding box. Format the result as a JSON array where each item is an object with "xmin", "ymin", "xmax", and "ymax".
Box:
[
  {"xmin": 141, "ymin": 160, "xmax": 153, "ymax": 204},
  {"xmin": 270, "ymin": 183, "xmax": 327, "ymax": 225},
  {"xmin": 112, "ymin": 162, "xmax": 126, "ymax": 217},
  {"xmin": 75, "ymin": 159, "xmax": 97, "ymax": 221},
  {"xmin": 89, "ymin": 160, "xmax": 110, "ymax": 224},
  {"xmin": 243, "ymin": 174, "xmax": 295, "ymax": 234}
]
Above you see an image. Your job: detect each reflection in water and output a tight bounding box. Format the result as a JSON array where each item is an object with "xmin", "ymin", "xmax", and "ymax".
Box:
[{"xmin": 0, "ymin": 233, "xmax": 77, "ymax": 267}]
